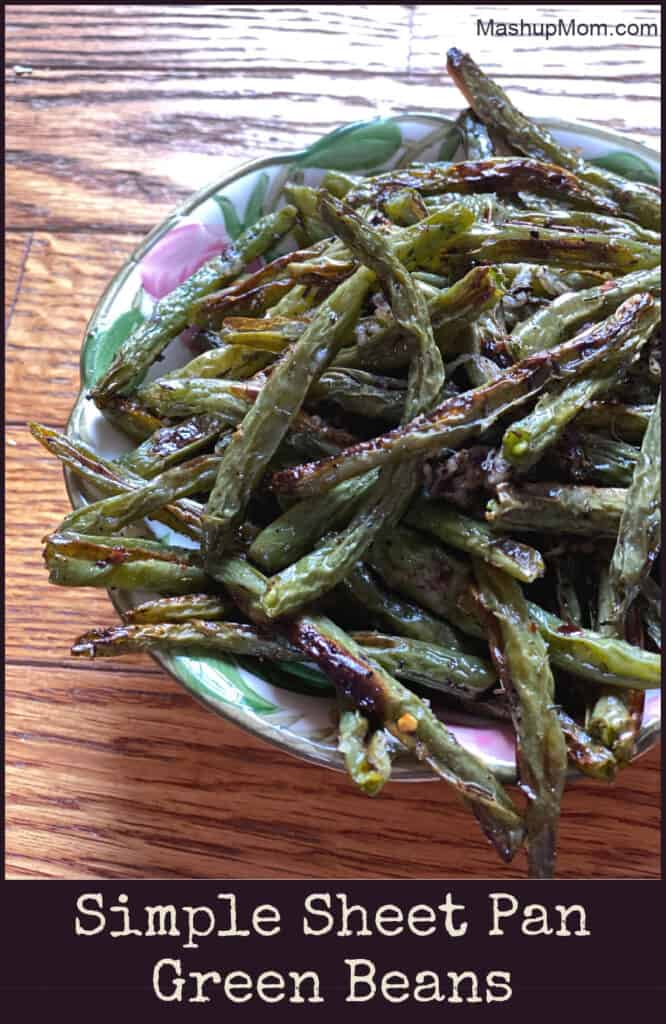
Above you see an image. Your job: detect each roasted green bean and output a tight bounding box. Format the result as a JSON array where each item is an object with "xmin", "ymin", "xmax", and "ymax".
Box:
[{"xmin": 605, "ymin": 393, "xmax": 661, "ymax": 630}]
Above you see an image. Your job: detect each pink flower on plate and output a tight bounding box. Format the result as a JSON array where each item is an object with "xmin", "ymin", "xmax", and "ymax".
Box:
[
  {"xmin": 140, "ymin": 216, "xmax": 228, "ymax": 296},
  {"xmin": 140, "ymin": 219, "xmax": 229, "ymax": 300},
  {"xmin": 140, "ymin": 217, "xmax": 265, "ymax": 301}
]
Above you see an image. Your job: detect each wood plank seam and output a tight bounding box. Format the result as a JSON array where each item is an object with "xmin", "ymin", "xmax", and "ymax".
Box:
[{"xmin": 5, "ymin": 231, "xmax": 33, "ymax": 332}]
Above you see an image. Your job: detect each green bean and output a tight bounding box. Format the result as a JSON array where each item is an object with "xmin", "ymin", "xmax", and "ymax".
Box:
[
  {"xmin": 60, "ymin": 455, "xmax": 220, "ymax": 537},
  {"xmin": 588, "ymin": 397, "xmax": 658, "ymax": 761},
  {"xmin": 141, "ymin": 369, "xmax": 407, "ymax": 428},
  {"xmin": 486, "ymin": 483, "xmax": 626, "ymax": 537},
  {"xmin": 261, "ymin": 457, "xmax": 418, "ymax": 617},
  {"xmin": 338, "ymin": 710, "xmax": 391, "ymax": 796},
  {"xmin": 43, "ymin": 531, "xmax": 208, "ymax": 593},
  {"xmin": 267, "ymin": 279, "xmax": 330, "ymax": 317},
  {"xmin": 367, "ymin": 526, "xmax": 474, "ymax": 637},
  {"xmin": 575, "ymin": 401, "xmax": 654, "ymax": 441},
  {"xmin": 460, "ymin": 311, "xmax": 509, "ymax": 388},
  {"xmin": 71, "ymin": 619, "xmax": 301, "ymax": 661},
  {"xmin": 249, "ymin": 473, "xmax": 377, "ymax": 574},
  {"xmin": 605, "ymin": 393, "xmax": 661, "ymax": 631},
  {"xmin": 278, "ymin": 193, "xmax": 477, "ymax": 278},
  {"xmin": 163, "ymin": 343, "xmax": 272, "ymax": 381},
  {"xmin": 446, "ymin": 48, "xmax": 661, "ymax": 230},
  {"xmin": 93, "ymin": 607, "xmax": 486, "ymax": 705},
  {"xmin": 588, "ymin": 691, "xmax": 639, "ymax": 759},
  {"xmin": 412, "ymin": 271, "xmax": 450, "ymax": 289},
  {"xmin": 526, "ymin": 602, "xmax": 659, "ymax": 690},
  {"xmin": 426, "ymin": 193, "xmax": 499, "ymax": 222},
  {"xmin": 91, "ymin": 207, "xmax": 298, "ymax": 398},
  {"xmin": 350, "ymin": 632, "xmax": 496, "ymax": 700},
  {"xmin": 406, "ymin": 498, "xmax": 545, "ymax": 583},
  {"xmin": 348, "ymin": 157, "xmax": 622, "ymax": 218},
  {"xmin": 30, "ymin": 422, "xmax": 146, "ymax": 495},
  {"xmin": 210, "ymin": 555, "xmax": 271, "ymax": 621},
  {"xmin": 342, "ymin": 563, "xmax": 462, "ymax": 650},
  {"xmin": 189, "ymin": 243, "xmax": 341, "ymax": 327},
  {"xmin": 588, "ymin": 552, "xmax": 645, "ymax": 768},
  {"xmin": 125, "ymin": 594, "xmax": 233, "ymax": 624},
  {"xmin": 499, "ymin": 263, "xmax": 605, "ymax": 297},
  {"xmin": 510, "ymin": 268, "xmax": 661, "ymax": 360},
  {"xmin": 448, "ymin": 223, "xmax": 659, "ymax": 274},
  {"xmin": 503, "ymin": 373, "xmax": 615, "ymax": 471},
  {"xmin": 273, "ymin": 293, "xmax": 656, "ymax": 499},
  {"xmin": 473, "ymin": 561, "xmax": 567, "ymax": 878},
  {"xmin": 501, "ymin": 207, "xmax": 659, "ymax": 244},
  {"xmin": 120, "ymin": 414, "xmax": 229, "ymax": 479},
  {"xmin": 381, "ymin": 187, "xmax": 429, "ymax": 226},
  {"xmin": 587, "ymin": 654, "xmax": 644, "ymax": 761},
  {"xmin": 218, "ymin": 315, "xmax": 307, "ymax": 353},
  {"xmin": 137, "ymin": 376, "xmax": 253, "ymax": 421},
  {"xmin": 321, "ymin": 170, "xmax": 358, "ymax": 197},
  {"xmin": 284, "ymin": 183, "xmax": 341, "ymax": 243},
  {"xmin": 310, "ymin": 368, "xmax": 408, "ymax": 423}
]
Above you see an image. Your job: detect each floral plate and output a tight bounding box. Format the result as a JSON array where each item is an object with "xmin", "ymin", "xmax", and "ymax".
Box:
[{"xmin": 65, "ymin": 113, "xmax": 661, "ymax": 783}]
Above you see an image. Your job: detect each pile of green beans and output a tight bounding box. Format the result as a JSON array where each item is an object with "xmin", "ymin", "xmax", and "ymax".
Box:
[{"xmin": 35, "ymin": 49, "xmax": 661, "ymax": 879}]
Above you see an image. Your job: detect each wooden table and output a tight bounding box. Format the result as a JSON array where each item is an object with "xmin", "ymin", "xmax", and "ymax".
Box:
[{"xmin": 6, "ymin": 4, "xmax": 661, "ymax": 879}]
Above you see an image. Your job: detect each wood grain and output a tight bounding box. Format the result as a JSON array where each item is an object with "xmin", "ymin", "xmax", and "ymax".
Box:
[
  {"xmin": 5, "ymin": 5, "xmax": 412, "ymax": 72},
  {"xmin": 5, "ymin": 4, "xmax": 661, "ymax": 880}
]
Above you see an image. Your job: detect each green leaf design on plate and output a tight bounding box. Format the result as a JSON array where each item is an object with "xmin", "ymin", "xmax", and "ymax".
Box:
[
  {"xmin": 174, "ymin": 652, "xmax": 278, "ymax": 714},
  {"xmin": 244, "ymin": 172, "xmax": 270, "ymax": 228},
  {"xmin": 214, "ymin": 172, "xmax": 270, "ymax": 242},
  {"xmin": 83, "ymin": 308, "xmax": 145, "ymax": 389},
  {"xmin": 298, "ymin": 118, "xmax": 403, "ymax": 171},
  {"xmin": 276, "ymin": 661, "xmax": 335, "ymax": 692},
  {"xmin": 590, "ymin": 150, "xmax": 659, "ymax": 186},
  {"xmin": 213, "ymin": 194, "xmax": 243, "ymax": 240},
  {"xmin": 251, "ymin": 660, "xmax": 334, "ymax": 699}
]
